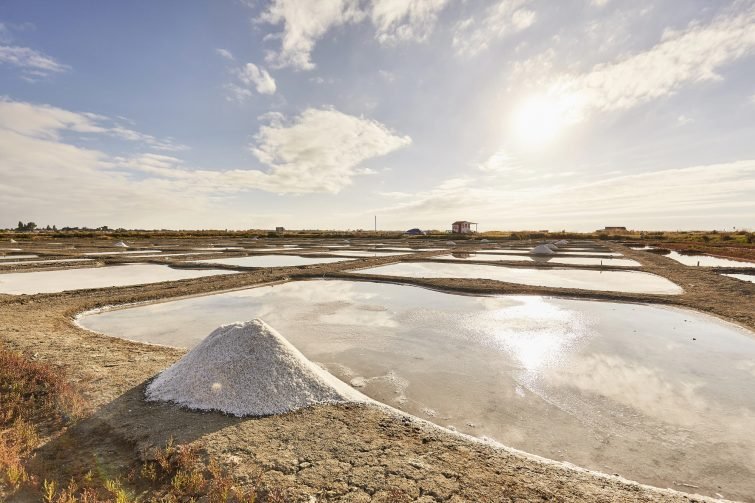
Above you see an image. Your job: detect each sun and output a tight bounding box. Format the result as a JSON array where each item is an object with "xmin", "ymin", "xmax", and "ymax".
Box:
[{"xmin": 511, "ymin": 92, "xmax": 583, "ymax": 148}]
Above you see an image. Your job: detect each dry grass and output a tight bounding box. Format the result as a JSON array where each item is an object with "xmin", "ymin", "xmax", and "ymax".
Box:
[
  {"xmin": 0, "ymin": 348, "xmax": 84, "ymax": 493},
  {"xmin": 0, "ymin": 348, "xmax": 281, "ymax": 502}
]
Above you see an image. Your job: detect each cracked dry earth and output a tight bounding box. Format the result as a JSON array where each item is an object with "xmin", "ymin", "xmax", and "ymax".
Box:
[{"xmin": 1, "ymin": 240, "xmax": 753, "ymax": 502}]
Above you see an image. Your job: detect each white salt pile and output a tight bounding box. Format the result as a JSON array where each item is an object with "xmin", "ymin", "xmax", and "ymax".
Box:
[
  {"xmin": 114, "ymin": 241, "xmax": 129, "ymax": 248},
  {"xmin": 146, "ymin": 319, "xmax": 365, "ymax": 416},
  {"xmin": 555, "ymin": 239, "xmax": 568, "ymax": 246},
  {"xmin": 10, "ymin": 239, "xmax": 17, "ymax": 243},
  {"xmin": 446, "ymin": 240, "xmax": 456, "ymax": 245},
  {"xmin": 530, "ymin": 244, "xmax": 555, "ymax": 255},
  {"xmin": 546, "ymin": 243, "xmax": 558, "ymax": 250}
]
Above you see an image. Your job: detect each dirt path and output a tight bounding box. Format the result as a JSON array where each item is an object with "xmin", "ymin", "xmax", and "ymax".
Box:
[{"xmin": 1, "ymin": 240, "xmax": 752, "ymax": 502}]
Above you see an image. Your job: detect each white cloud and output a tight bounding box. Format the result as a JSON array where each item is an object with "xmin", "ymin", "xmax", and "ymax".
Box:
[
  {"xmin": 249, "ymin": 107, "xmax": 411, "ymax": 192},
  {"xmin": 221, "ymin": 59, "xmax": 277, "ymax": 102},
  {"xmin": 0, "ymin": 45, "xmax": 70, "ymax": 80},
  {"xmin": 375, "ymin": 159, "xmax": 755, "ymax": 230},
  {"xmin": 477, "ymin": 148, "xmax": 520, "ymax": 173},
  {"xmin": 453, "ymin": 0, "xmax": 536, "ymax": 57},
  {"xmin": 235, "ymin": 63, "xmax": 277, "ymax": 95},
  {"xmin": 216, "ymin": 48, "xmax": 235, "ymax": 61},
  {"xmin": 0, "ymin": 97, "xmax": 186, "ymax": 151},
  {"xmin": 0, "ymin": 98, "xmax": 411, "ymax": 225},
  {"xmin": 551, "ymin": 4, "xmax": 755, "ymax": 118},
  {"xmin": 258, "ymin": 0, "xmax": 450, "ymax": 70},
  {"xmin": 122, "ymin": 108, "xmax": 412, "ymax": 194},
  {"xmin": 259, "ymin": 0, "xmax": 365, "ymax": 70},
  {"xmin": 370, "ymin": 0, "xmax": 449, "ymax": 44}
]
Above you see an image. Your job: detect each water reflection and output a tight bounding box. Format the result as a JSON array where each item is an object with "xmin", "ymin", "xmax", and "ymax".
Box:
[
  {"xmin": 192, "ymin": 255, "xmax": 353, "ymax": 267},
  {"xmin": 665, "ymin": 251, "xmax": 755, "ymax": 268},
  {"xmin": 353, "ymin": 262, "xmax": 680, "ymax": 294},
  {"xmin": 78, "ymin": 279, "xmax": 755, "ymax": 499},
  {"xmin": 0, "ymin": 264, "xmax": 236, "ymax": 295}
]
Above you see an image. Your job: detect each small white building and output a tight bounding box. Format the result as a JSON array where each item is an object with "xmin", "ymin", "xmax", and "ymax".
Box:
[{"xmin": 451, "ymin": 221, "xmax": 478, "ymax": 234}]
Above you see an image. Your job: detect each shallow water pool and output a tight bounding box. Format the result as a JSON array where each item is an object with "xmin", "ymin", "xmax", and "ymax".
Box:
[
  {"xmin": 353, "ymin": 262, "xmax": 681, "ymax": 294},
  {"xmin": 436, "ymin": 254, "xmax": 640, "ymax": 267},
  {"xmin": 0, "ymin": 264, "xmax": 235, "ymax": 295},
  {"xmin": 192, "ymin": 255, "xmax": 353, "ymax": 268},
  {"xmin": 84, "ymin": 250, "xmax": 162, "ymax": 256},
  {"xmin": 323, "ymin": 250, "xmax": 410, "ymax": 257},
  {"xmin": 724, "ymin": 273, "xmax": 755, "ymax": 283},
  {"xmin": 665, "ymin": 251, "xmax": 755, "ymax": 268},
  {"xmin": 78, "ymin": 279, "xmax": 755, "ymax": 500}
]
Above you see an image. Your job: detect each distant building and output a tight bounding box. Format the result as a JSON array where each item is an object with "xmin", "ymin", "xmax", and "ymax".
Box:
[
  {"xmin": 601, "ymin": 226, "xmax": 627, "ymax": 232},
  {"xmin": 451, "ymin": 221, "xmax": 478, "ymax": 234},
  {"xmin": 405, "ymin": 228, "xmax": 424, "ymax": 235},
  {"xmin": 275, "ymin": 226, "xmax": 285, "ymax": 233}
]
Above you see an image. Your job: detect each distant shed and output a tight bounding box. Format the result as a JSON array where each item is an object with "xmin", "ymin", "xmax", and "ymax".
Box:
[{"xmin": 451, "ymin": 221, "xmax": 477, "ymax": 234}]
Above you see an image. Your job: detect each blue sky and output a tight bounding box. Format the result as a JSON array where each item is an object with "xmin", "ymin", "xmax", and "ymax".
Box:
[{"xmin": 1, "ymin": 0, "xmax": 753, "ymax": 231}]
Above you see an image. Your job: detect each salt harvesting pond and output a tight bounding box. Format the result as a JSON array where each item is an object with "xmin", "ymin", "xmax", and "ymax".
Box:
[
  {"xmin": 661, "ymin": 250, "xmax": 755, "ymax": 268},
  {"xmin": 0, "ymin": 264, "xmax": 236, "ymax": 295},
  {"xmin": 435, "ymin": 253, "xmax": 641, "ymax": 267},
  {"xmin": 192, "ymin": 255, "xmax": 353, "ymax": 267},
  {"xmin": 353, "ymin": 262, "xmax": 682, "ymax": 294},
  {"xmin": 78, "ymin": 279, "xmax": 755, "ymax": 500}
]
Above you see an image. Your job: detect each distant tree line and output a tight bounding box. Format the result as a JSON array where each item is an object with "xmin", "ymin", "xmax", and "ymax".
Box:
[{"xmin": 16, "ymin": 221, "xmax": 38, "ymax": 232}]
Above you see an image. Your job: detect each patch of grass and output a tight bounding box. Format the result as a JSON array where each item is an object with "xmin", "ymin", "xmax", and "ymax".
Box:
[
  {"xmin": 1, "ymin": 348, "xmax": 279, "ymax": 502},
  {"xmin": 0, "ymin": 348, "xmax": 84, "ymax": 493}
]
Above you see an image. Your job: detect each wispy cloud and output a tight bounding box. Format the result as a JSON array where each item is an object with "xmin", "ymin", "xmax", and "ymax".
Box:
[
  {"xmin": 217, "ymin": 49, "xmax": 276, "ymax": 101},
  {"xmin": 374, "ymin": 159, "xmax": 755, "ymax": 230},
  {"xmin": 259, "ymin": 0, "xmax": 365, "ymax": 70},
  {"xmin": 215, "ymin": 48, "xmax": 235, "ymax": 61},
  {"xmin": 249, "ymin": 107, "xmax": 412, "ymax": 192},
  {"xmin": 542, "ymin": 4, "xmax": 755, "ymax": 121},
  {"xmin": 452, "ymin": 0, "xmax": 536, "ymax": 57},
  {"xmin": 235, "ymin": 63, "xmax": 277, "ymax": 95},
  {"xmin": 0, "ymin": 97, "xmax": 186, "ymax": 151},
  {"xmin": 1, "ymin": 99, "xmax": 410, "ymax": 210},
  {"xmin": 370, "ymin": 0, "xmax": 449, "ymax": 44},
  {"xmin": 0, "ymin": 44, "xmax": 70, "ymax": 80},
  {"xmin": 258, "ymin": 0, "xmax": 451, "ymax": 70}
]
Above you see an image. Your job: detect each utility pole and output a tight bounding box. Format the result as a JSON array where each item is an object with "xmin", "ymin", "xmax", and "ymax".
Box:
[{"xmin": 374, "ymin": 215, "xmax": 377, "ymax": 232}]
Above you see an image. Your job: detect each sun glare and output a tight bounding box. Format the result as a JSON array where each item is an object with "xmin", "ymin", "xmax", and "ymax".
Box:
[{"xmin": 511, "ymin": 92, "xmax": 584, "ymax": 148}]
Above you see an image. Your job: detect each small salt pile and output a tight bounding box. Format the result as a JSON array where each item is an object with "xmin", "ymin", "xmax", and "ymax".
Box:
[
  {"xmin": 530, "ymin": 244, "xmax": 555, "ymax": 255},
  {"xmin": 146, "ymin": 319, "xmax": 365, "ymax": 416},
  {"xmin": 555, "ymin": 239, "xmax": 568, "ymax": 246},
  {"xmin": 114, "ymin": 241, "xmax": 129, "ymax": 248},
  {"xmin": 546, "ymin": 243, "xmax": 558, "ymax": 250},
  {"xmin": 446, "ymin": 240, "xmax": 456, "ymax": 245},
  {"xmin": 9, "ymin": 238, "xmax": 17, "ymax": 244}
]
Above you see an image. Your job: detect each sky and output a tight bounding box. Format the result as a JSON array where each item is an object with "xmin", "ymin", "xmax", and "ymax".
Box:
[{"xmin": 0, "ymin": 0, "xmax": 754, "ymax": 232}]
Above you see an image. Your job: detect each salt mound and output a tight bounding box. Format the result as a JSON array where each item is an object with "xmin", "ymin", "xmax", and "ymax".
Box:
[
  {"xmin": 546, "ymin": 243, "xmax": 558, "ymax": 250},
  {"xmin": 530, "ymin": 244, "xmax": 555, "ymax": 255},
  {"xmin": 446, "ymin": 240, "xmax": 456, "ymax": 245},
  {"xmin": 146, "ymin": 319, "xmax": 365, "ymax": 416},
  {"xmin": 555, "ymin": 239, "xmax": 568, "ymax": 246},
  {"xmin": 10, "ymin": 238, "xmax": 17, "ymax": 243},
  {"xmin": 114, "ymin": 241, "xmax": 129, "ymax": 248}
]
